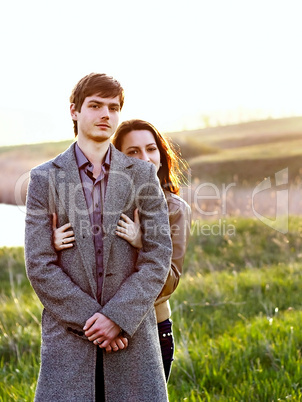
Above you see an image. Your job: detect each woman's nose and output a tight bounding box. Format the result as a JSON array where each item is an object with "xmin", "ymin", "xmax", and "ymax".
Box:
[{"xmin": 140, "ymin": 151, "xmax": 150, "ymax": 162}]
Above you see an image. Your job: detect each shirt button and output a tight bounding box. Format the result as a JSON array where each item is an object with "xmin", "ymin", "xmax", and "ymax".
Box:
[
  {"xmin": 97, "ymin": 249, "xmax": 102, "ymax": 254},
  {"xmin": 93, "ymin": 226, "xmax": 100, "ymax": 234},
  {"xmin": 99, "ymin": 272, "xmax": 103, "ymax": 277}
]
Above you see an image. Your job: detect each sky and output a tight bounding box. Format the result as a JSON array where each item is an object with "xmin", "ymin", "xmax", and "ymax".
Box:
[{"xmin": 0, "ymin": 0, "xmax": 301, "ymax": 146}]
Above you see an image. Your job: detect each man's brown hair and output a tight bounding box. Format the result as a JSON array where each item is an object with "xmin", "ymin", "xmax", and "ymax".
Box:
[{"xmin": 70, "ymin": 73, "xmax": 124, "ymax": 136}]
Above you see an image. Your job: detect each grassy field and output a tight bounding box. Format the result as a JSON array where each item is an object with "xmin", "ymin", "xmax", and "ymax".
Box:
[{"xmin": 1, "ymin": 216, "xmax": 302, "ymax": 401}]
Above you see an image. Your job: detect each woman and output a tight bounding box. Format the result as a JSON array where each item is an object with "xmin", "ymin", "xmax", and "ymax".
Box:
[{"xmin": 53, "ymin": 119, "xmax": 191, "ymax": 381}]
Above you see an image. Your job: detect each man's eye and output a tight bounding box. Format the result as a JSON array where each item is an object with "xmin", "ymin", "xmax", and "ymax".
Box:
[
  {"xmin": 110, "ymin": 106, "xmax": 119, "ymax": 111},
  {"xmin": 91, "ymin": 105, "xmax": 99, "ymax": 108}
]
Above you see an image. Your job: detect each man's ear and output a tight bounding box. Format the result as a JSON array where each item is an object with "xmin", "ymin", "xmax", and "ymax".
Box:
[{"xmin": 70, "ymin": 103, "xmax": 78, "ymax": 120}]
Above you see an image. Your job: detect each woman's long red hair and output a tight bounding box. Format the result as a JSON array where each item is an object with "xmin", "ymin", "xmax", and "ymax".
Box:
[{"xmin": 112, "ymin": 119, "xmax": 188, "ymax": 195}]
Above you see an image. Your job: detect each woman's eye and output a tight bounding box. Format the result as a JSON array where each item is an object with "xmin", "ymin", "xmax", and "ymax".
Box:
[
  {"xmin": 128, "ymin": 150, "xmax": 138, "ymax": 155},
  {"xmin": 148, "ymin": 147, "xmax": 157, "ymax": 152}
]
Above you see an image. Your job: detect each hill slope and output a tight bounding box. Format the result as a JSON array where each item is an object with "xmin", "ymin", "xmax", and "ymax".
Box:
[
  {"xmin": 1, "ymin": 116, "xmax": 302, "ymax": 205},
  {"xmin": 168, "ymin": 116, "xmax": 302, "ymax": 184}
]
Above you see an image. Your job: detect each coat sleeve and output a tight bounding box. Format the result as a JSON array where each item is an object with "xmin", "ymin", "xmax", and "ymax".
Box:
[
  {"xmin": 154, "ymin": 195, "xmax": 191, "ymax": 307},
  {"xmin": 25, "ymin": 167, "xmax": 102, "ymax": 334},
  {"xmin": 101, "ymin": 164, "xmax": 172, "ymax": 337}
]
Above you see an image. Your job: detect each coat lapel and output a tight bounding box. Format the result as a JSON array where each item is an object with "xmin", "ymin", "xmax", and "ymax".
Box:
[
  {"xmin": 51, "ymin": 143, "xmax": 97, "ymax": 297},
  {"xmin": 102, "ymin": 145, "xmax": 135, "ymax": 271}
]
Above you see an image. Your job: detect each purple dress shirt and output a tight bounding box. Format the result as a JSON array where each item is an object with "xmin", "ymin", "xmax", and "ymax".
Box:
[{"xmin": 75, "ymin": 143, "xmax": 110, "ymax": 302}]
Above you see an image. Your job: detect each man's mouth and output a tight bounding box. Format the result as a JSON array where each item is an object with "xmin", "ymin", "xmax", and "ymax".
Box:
[{"xmin": 96, "ymin": 123, "xmax": 110, "ymax": 129}]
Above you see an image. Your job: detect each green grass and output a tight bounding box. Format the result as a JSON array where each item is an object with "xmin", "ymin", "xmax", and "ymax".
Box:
[
  {"xmin": 0, "ymin": 248, "xmax": 41, "ymax": 402},
  {"xmin": 2, "ymin": 217, "xmax": 302, "ymax": 400},
  {"xmin": 169, "ymin": 265, "xmax": 302, "ymax": 401}
]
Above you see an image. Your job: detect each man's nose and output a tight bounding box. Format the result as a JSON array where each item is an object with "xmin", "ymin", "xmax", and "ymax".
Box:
[{"xmin": 100, "ymin": 106, "xmax": 110, "ymax": 119}]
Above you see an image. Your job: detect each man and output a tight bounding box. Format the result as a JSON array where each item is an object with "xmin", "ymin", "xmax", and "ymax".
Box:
[{"xmin": 25, "ymin": 73, "xmax": 172, "ymax": 401}]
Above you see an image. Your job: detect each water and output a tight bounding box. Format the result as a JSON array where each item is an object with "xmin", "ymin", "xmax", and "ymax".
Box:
[{"xmin": 0, "ymin": 204, "xmax": 26, "ymax": 247}]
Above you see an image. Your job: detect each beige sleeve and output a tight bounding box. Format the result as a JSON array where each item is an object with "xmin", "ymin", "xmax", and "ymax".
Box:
[{"xmin": 154, "ymin": 196, "xmax": 191, "ymax": 306}]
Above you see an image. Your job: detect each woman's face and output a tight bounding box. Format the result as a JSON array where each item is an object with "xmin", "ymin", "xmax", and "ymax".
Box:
[{"xmin": 120, "ymin": 129, "xmax": 161, "ymax": 172}]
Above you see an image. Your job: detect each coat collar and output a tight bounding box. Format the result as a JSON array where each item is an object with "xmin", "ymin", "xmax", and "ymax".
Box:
[
  {"xmin": 51, "ymin": 142, "xmax": 136, "ymax": 294},
  {"xmin": 52, "ymin": 142, "xmax": 134, "ymax": 171},
  {"xmin": 102, "ymin": 145, "xmax": 136, "ymax": 271},
  {"xmin": 51, "ymin": 143, "xmax": 97, "ymax": 295}
]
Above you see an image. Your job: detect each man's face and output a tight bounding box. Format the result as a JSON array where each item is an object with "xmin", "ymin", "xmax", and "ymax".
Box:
[{"xmin": 70, "ymin": 95, "xmax": 120, "ymax": 143}]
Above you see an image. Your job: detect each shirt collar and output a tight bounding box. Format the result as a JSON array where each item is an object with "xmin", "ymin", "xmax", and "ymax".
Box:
[{"xmin": 75, "ymin": 142, "xmax": 111, "ymax": 169}]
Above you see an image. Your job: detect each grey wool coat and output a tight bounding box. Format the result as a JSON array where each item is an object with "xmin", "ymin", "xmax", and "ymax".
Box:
[{"xmin": 25, "ymin": 143, "xmax": 172, "ymax": 402}]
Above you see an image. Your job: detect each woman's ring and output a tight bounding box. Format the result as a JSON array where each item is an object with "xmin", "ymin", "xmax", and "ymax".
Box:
[
  {"xmin": 113, "ymin": 346, "xmax": 118, "ymax": 350},
  {"xmin": 62, "ymin": 240, "xmax": 64, "ymax": 245}
]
